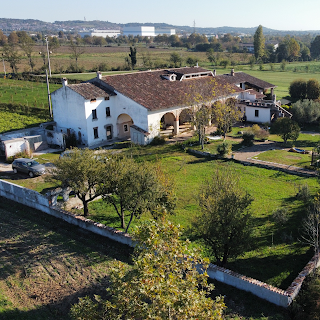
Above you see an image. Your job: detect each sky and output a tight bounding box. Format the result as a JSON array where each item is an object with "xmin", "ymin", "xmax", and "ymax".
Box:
[{"xmin": 2, "ymin": 0, "xmax": 320, "ymax": 31}]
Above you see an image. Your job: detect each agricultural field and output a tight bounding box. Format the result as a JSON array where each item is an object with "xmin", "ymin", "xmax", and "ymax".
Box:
[{"xmin": 0, "ymin": 197, "xmax": 292, "ymax": 320}]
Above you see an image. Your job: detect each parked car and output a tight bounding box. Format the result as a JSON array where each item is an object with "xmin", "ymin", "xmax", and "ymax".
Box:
[{"xmin": 12, "ymin": 158, "xmax": 46, "ymax": 177}]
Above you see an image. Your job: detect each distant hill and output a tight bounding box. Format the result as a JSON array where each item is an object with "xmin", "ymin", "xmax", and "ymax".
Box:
[{"xmin": 0, "ymin": 18, "xmax": 319, "ymax": 36}]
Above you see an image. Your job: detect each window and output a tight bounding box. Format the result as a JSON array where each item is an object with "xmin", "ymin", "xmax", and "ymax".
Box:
[
  {"xmin": 104, "ymin": 96, "xmax": 109, "ymax": 101},
  {"xmin": 255, "ymin": 110, "xmax": 259, "ymax": 117},
  {"xmin": 93, "ymin": 127, "xmax": 99, "ymax": 139},
  {"xmin": 106, "ymin": 107, "xmax": 111, "ymax": 117},
  {"xmin": 92, "ymin": 109, "xmax": 97, "ymax": 120},
  {"xmin": 124, "ymin": 124, "xmax": 128, "ymax": 132},
  {"xmin": 106, "ymin": 125, "xmax": 112, "ymax": 140}
]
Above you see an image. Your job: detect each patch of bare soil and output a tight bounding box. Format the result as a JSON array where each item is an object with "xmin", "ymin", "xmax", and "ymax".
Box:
[{"xmin": 0, "ymin": 198, "xmax": 132, "ymax": 319}]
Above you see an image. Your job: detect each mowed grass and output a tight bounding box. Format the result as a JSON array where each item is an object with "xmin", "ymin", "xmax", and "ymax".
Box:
[
  {"xmin": 254, "ymin": 149, "xmax": 312, "ymax": 168},
  {"xmin": 83, "ymin": 143, "xmax": 318, "ymax": 289}
]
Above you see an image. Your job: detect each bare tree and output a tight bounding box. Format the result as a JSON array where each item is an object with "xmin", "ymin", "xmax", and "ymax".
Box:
[
  {"xmin": 301, "ymin": 199, "xmax": 320, "ymax": 254},
  {"xmin": 69, "ymin": 38, "xmax": 85, "ymax": 72}
]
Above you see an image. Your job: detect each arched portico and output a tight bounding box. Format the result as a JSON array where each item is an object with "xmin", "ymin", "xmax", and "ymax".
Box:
[{"xmin": 117, "ymin": 113, "xmax": 133, "ymax": 139}]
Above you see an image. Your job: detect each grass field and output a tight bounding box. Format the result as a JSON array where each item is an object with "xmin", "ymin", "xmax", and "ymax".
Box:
[
  {"xmin": 0, "ymin": 197, "xmax": 293, "ymax": 320},
  {"xmin": 1, "ymin": 140, "xmax": 318, "ymax": 289}
]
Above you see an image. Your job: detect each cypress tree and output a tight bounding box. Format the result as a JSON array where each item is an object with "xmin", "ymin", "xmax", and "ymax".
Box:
[{"xmin": 253, "ymin": 25, "xmax": 265, "ymax": 61}]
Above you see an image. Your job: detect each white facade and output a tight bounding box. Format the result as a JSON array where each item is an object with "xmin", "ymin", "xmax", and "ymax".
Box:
[
  {"xmin": 155, "ymin": 29, "xmax": 176, "ymax": 36},
  {"xmin": 51, "ymin": 84, "xmax": 149, "ymax": 148},
  {"xmin": 78, "ymin": 30, "xmax": 121, "ymax": 38},
  {"xmin": 123, "ymin": 26, "xmax": 155, "ymax": 37},
  {"xmin": 245, "ymin": 106, "xmax": 271, "ymax": 123}
]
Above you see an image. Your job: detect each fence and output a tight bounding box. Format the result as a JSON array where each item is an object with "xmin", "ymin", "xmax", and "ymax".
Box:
[{"xmin": 0, "ymin": 178, "xmax": 319, "ymax": 307}]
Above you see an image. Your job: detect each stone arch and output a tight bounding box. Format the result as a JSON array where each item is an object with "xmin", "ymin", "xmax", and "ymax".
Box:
[
  {"xmin": 160, "ymin": 112, "xmax": 175, "ymax": 130},
  {"xmin": 117, "ymin": 113, "xmax": 133, "ymax": 139},
  {"xmin": 179, "ymin": 108, "xmax": 192, "ymax": 125}
]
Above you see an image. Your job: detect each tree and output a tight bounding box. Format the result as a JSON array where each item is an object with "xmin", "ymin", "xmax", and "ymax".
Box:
[
  {"xmin": 253, "ymin": 25, "xmax": 265, "ymax": 61},
  {"xmin": 7, "ymin": 31, "xmax": 19, "ymax": 44},
  {"xmin": 70, "ymin": 219, "xmax": 225, "ymax": 320},
  {"xmin": 271, "ymin": 117, "xmax": 300, "ymax": 144},
  {"xmin": 18, "ymin": 32, "xmax": 35, "ymax": 72},
  {"xmin": 50, "ymin": 148, "xmax": 106, "ymax": 216},
  {"xmin": 129, "ymin": 46, "xmax": 137, "ymax": 69},
  {"xmin": 307, "ymin": 79, "xmax": 320, "ymax": 100},
  {"xmin": 101, "ymin": 156, "xmax": 176, "ymax": 232},
  {"xmin": 0, "ymin": 29, "xmax": 7, "ymax": 45},
  {"xmin": 206, "ymin": 48, "xmax": 216, "ymax": 65},
  {"xmin": 69, "ymin": 38, "xmax": 85, "ymax": 72},
  {"xmin": 311, "ymin": 35, "xmax": 320, "ymax": 60},
  {"xmin": 188, "ymin": 104, "xmax": 212, "ymax": 149},
  {"xmin": 1, "ymin": 43, "xmax": 21, "ymax": 73},
  {"xmin": 291, "ymin": 99, "xmax": 320, "ymax": 125},
  {"xmin": 287, "ymin": 37, "xmax": 300, "ymax": 61},
  {"xmin": 289, "ymin": 79, "xmax": 307, "ymax": 101},
  {"xmin": 169, "ymin": 52, "xmax": 182, "ymax": 67},
  {"xmin": 193, "ymin": 169, "xmax": 253, "ymax": 266},
  {"xmin": 212, "ymin": 98, "xmax": 242, "ymax": 139},
  {"xmin": 301, "ymin": 195, "xmax": 320, "ymax": 254}
]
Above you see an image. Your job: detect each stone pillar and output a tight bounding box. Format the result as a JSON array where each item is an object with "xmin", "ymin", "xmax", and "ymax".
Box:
[{"xmin": 173, "ymin": 117, "xmax": 179, "ymax": 135}]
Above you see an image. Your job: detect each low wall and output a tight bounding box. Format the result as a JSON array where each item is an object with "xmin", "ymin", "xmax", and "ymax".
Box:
[
  {"xmin": 0, "ymin": 178, "xmax": 319, "ymax": 308},
  {"xmin": 0, "ymin": 180, "xmax": 132, "ymax": 246}
]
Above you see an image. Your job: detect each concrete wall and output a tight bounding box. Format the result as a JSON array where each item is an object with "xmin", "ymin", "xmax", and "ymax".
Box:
[
  {"xmin": 1, "ymin": 178, "xmax": 319, "ymax": 308},
  {"xmin": 0, "ymin": 179, "xmax": 132, "ymax": 246}
]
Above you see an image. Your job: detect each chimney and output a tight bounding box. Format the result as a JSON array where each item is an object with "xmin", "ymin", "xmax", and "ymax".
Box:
[
  {"xmin": 213, "ymin": 69, "xmax": 216, "ymax": 76},
  {"xmin": 62, "ymin": 78, "xmax": 68, "ymax": 87},
  {"xmin": 96, "ymin": 71, "xmax": 102, "ymax": 80},
  {"xmin": 231, "ymin": 69, "xmax": 235, "ymax": 76}
]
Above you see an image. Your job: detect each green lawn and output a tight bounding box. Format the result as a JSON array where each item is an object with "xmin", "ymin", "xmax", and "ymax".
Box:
[
  {"xmin": 83, "ymin": 144, "xmax": 318, "ymax": 289},
  {"xmin": 254, "ymin": 149, "xmax": 312, "ymax": 168}
]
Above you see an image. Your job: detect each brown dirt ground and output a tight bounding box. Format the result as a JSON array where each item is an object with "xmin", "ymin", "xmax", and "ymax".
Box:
[{"xmin": 0, "ymin": 197, "xmax": 132, "ymax": 319}]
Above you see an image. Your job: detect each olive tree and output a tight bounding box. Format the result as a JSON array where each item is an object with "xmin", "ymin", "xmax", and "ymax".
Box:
[
  {"xmin": 70, "ymin": 219, "xmax": 226, "ymax": 320},
  {"xmin": 193, "ymin": 169, "xmax": 253, "ymax": 266},
  {"xmin": 101, "ymin": 156, "xmax": 176, "ymax": 232},
  {"xmin": 271, "ymin": 117, "xmax": 300, "ymax": 144},
  {"xmin": 50, "ymin": 148, "xmax": 106, "ymax": 216}
]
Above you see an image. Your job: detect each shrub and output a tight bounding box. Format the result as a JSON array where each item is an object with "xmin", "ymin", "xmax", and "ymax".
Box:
[
  {"xmin": 217, "ymin": 140, "xmax": 231, "ymax": 156},
  {"xmin": 272, "ymin": 207, "xmax": 289, "ymax": 226},
  {"xmin": 251, "ymin": 124, "xmax": 269, "ymax": 141},
  {"xmin": 242, "ymin": 131, "xmax": 255, "ymax": 146},
  {"xmin": 150, "ymin": 135, "xmax": 166, "ymax": 146},
  {"xmin": 6, "ymin": 150, "xmax": 31, "ymax": 163},
  {"xmin": 296, "ymin": 184, "xmax": 311, "ymax": 203}
]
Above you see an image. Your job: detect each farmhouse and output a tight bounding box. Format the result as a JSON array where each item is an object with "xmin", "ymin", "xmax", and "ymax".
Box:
[{"xmin": 51, "ymin": 67, "xmax": 291, "ymax": 147}]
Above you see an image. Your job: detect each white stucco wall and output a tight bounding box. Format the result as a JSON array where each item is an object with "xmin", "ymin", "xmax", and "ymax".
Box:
[
  {"xmin": 245, "ymin": 106, "xmax": 271, "ymax": 123},
  {"xmin": 51, "ymin": 86, "xmax": 88, "ymax": 144}
]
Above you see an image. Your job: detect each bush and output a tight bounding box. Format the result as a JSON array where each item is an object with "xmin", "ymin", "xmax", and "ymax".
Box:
[
  {"xmin": 272, "ymin": 207, "xmax": 289, "ymax": 226},
  {"xmin": 242, "ymin": 131, "xmax": 255, "ymax": 146},
  {"xmin": 251, "ymin": 124, "xmax": 269, "ymax": 141},
  {"xmin": 150, "ymin": 135, "xmax": 166, "ymax": 146},
  {"xmin": 217, "ymin": 140, "xmax": 231, "ymax": 156},
  {"xmin": 6, "ymin": 150, "xmax": 31, "ymax": 163},
  {"xmin": 296, "ymin": 184, "xmax": 311, "ymax": 203}
]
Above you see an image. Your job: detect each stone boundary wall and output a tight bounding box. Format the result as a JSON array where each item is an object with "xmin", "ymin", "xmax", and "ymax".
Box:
[{"xmin": 0, "ymin": 178, "xmax": 319, "ymax": 308}]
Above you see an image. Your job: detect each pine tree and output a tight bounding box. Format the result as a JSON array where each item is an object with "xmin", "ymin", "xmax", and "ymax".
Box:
[{"xmin": 253, "ymin": 25, "xmax": 265, "ymax": 61}]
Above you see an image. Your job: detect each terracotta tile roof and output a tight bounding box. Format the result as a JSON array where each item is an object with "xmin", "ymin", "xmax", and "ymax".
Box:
[
  {"xmin": 101, "ymin": 67, "xmax": 242, "ymax": 111},
  {"xmin": 67, "ymin": 82, "xmax": 115, "ymax": 100},
  {"xmin": 246, "ymin": 89, "xmax": 266, "ymax": 99},
  {"xmin": 219, "ymin": 72, "xmax": 276, "ymax": 90}
]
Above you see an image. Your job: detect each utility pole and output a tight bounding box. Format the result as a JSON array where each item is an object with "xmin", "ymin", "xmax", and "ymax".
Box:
[
  {"xmin": 1, "ymin": 54, "xmax": 6, "ymax": 78},
  {"xmin": 46, "ymin": 69, "xmax": 52, "ymax": 118},
  {"xmin": 45, "ymin": 37, "xmax": 52, "ymax": 77}
]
